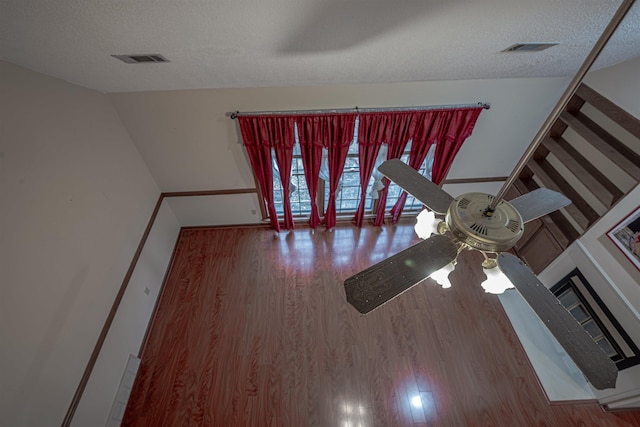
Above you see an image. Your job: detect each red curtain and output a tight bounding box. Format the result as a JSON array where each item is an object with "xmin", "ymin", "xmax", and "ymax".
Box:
[
  {"xmin": 322, "ymin": 114, "xmax": 357, "ymax": 229},
  {"xmin": 353, "ymin": 113, "xmax": 388, "ymax": 227},
  {"xmin": 240, "ymin": 107, "xmax": 481, "ymax": 231},
  {"xmin": 243, "ymin": 144, "xmax": 279, "ymax": 230},
  {"xmin": 431, "ymin": 108, "xmax": 483, "ymax": 184},
  {"xmin": 297, "ymin": 114, "xmax": 356, "ymax": 228},
  {"xmin": 238, "ymin": 116, "xmax": 296, "ymax": 231},
  {"xmin": 388, "ymin": 107, "xmax": 482, "ymax": 222},
  {"xmin": 273, "ymin": 144, "xmax": 295, "ymax": 230},
  {"xmin": 297, "ymin": 117, "xmax": 324, "ymax": 228},
  {"xmin": 389, "ymin": 111, "xmax": 440, "ymax": 222},
  {"xmin": 372, "ymin": 112, "xmax": 416, "ymax": 226}
]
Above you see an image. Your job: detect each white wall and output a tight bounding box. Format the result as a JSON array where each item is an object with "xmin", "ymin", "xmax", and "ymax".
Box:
[
  {"xmin": 166, "ymin": 194, "xmax": 264, "ymax": 226},
  {"xmin": 108, "ymin": 76, "xmax": 569, "ymax": 225},
  {"xmin": 109, "ymin": 76, "xmax": 569, "ymax": 193},
  {"xmin": 71, "ymin": 200, "xmax": 180, "ymax": 426},
  {"xmin": 0, "ymin": 61, "xmax": 173, "ymax": 426},
  {"xmin": 585, "ymin": 56, "xmax": 640, "ymax": 119}
]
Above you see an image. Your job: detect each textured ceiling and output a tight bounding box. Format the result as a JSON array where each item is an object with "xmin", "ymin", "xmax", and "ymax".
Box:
[{"xmin": 1, "ymin": 0, "xmax": 639, "ymax": 92}]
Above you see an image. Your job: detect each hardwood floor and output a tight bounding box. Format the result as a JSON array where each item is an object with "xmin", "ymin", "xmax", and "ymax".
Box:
[{"xmin": 123, "ymin": 223, "xmax": 640, "ymax": 426}]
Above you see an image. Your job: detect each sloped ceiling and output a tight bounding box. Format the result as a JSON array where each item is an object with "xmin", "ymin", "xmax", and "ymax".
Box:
[
  {"xmin": 1, "ymin": 0, "xmax": 639, "ymax": 92},
  {"xmin": 3, "ymin": 1, "xmax": 640, "ymax": 227}
]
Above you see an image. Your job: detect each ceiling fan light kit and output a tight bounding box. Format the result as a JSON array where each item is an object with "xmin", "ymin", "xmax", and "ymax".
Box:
[
  {"xmin": 413, "ymin": 209, "xmax": 443, "ymax": 239},
  {"xmin": 481, "ymin": 261, "xmax": 515, "ymax": 295},
  {"xmin": 413, "ymin": 195, "xmax": 521, "ymax": 292},
  {"xmin": 429, "ymin": 261, "xmax": 456, "ymax": 289}
]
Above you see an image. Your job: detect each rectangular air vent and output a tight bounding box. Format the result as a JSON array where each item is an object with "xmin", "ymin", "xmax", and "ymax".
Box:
[
  {"xmin": 111, "ymin": 54, "xmax": 170, "ymax": 64},
  {"xmin": 501, "ymin": 43, "xmax": 558, "ymax": 52}
]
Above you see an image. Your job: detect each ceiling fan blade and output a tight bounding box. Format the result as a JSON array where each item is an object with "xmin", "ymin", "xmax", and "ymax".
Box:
[
  {"xmin": 345, "ymin": 234, "xmax": 457, "ymax": 314},
  {"xmin": 378, "ymin": 159, "xmax": 453, "ymax": 215},
  {"xmin": 508, "ymin": 188, "xmax": 571, "ymax": 223},
  {"xmin": 497, "ymin": 253, "xmax": 618, "ymax": 390}
]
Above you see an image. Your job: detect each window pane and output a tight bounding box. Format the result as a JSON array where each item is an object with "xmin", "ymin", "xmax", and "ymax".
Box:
[
  {"xmin": 347, "ymin": 141, "xmax": 359, "ymax": 155},
  {"xmin": 583, "ymin": 319, "xmax": 603, "ymax": 339},
  {"xmin": 388, "ymin": 183, "xmax": 402, "ymax": 198},
  {"xmin": 347, "ymin": 119, "xmax": 359, "ymax": 154},
  {"xmin": 340, "ymin": 198, "xmax": 360, "ymax": 211},
  {"xmin": 596, "ymin": 338, "xmax": 617, "ymax": 358},
  {"xmin": 341, "ymin": 186, "xmax": 359, "ymax": 200},
  {"xmin": 271, "ymin": 119, "xmax": 439, "ymax": 219},
  {"xmin": 334, "ymin": 157, "xmax": 371, "ymax": 213},
  {"xmin": 558, "ymin": 290, "xmax": 578, "ymax": 309},
  {"xmin": 344, "ymin": 156, "xmax": 359, "ymax": 170},
  {"xmin": 405, "ymin": 195, "xmax": 422, "ymax": 211},
  {"xmin": 569, "ymin": 305, "xmax": 589, "ymax": 323},
  {"xmin": 272, "ymin": 148, "xmax": 285, "ymax": 215},
  {"xmin": 342, "ymin": 170, "xmax": 360, "ymax": 187},
  {"xmin": 291, "ymin": 177, "xmax": 311, "ymax": 215},
  {"xmin": 387, "ymin": 150, "xmax": 436, "ymax": 213},
  {"xmin": 551, "ymin": 273, "xmax": 628, "ymax": 364}
]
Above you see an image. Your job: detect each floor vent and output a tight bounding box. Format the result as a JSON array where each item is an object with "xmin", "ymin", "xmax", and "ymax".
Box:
[
  {"xmin": 106, "ymin": 354, "xmax": 140, "ymax": 426},
  {"xmin": 111, "ymin": 54, "xmax": 170, "ymax": 64}
]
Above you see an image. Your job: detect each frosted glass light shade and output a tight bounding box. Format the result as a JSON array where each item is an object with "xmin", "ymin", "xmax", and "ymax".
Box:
[
  {"xmin": 481, "ymin": 265, "xmax": 514, "ymax": 294},
  {"xmin": 430, "ymin": 262, "xmax": 456, "ymax": 289},
  {"xmin": 414, "ymin": 210, "xmax": 442, "ymax": 239}
]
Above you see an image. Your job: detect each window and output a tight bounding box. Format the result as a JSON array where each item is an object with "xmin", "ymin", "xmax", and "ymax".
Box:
[
  {"xmin": 556, "ymin": 287, "xmax": 618, "ymax": 358},
  {"xmin": 273, "ymin": 119, "xmax": 436, "ymax": 219},
  {"xmin": 551, "ymin": 269, "xmax": 640, "ymax": 369},
  {"xmin": 239, "ymin": 106, "xmax": 483, "ymax": 231},
  {"xmin": 384, "ymin": 141, "xmax": 436, "ymax": 211},
  {"xmin": 272, "ymin": 143, "xmax": 312, "ymax": 217}
]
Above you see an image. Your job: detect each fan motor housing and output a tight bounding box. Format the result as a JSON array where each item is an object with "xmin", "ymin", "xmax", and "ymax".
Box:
[{"xmin": 445, "ymin": 192, "xmax": 524, "ymax": 252}]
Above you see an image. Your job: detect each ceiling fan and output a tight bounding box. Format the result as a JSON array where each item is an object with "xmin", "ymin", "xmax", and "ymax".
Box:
[{"xmin": 344, "ymin": 0, "xmax": 635, "ymax": 391}]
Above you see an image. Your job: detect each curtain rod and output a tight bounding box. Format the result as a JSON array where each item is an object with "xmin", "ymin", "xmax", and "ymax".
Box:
[{"xmin": 228, "ymin": 102, "xmax": 490, "ymax": 119}]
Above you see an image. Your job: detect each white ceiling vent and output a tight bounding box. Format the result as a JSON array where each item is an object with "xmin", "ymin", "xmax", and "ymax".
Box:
[
  {"xmin": 501, "ymin": 43, "xmax": 558, "ymax": 52},
  {"xmin": 111, "ymin": 54, "xmax": 170, "ymax": 64}
]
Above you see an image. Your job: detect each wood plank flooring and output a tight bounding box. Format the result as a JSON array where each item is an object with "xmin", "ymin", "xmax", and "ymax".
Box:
[{"xmin": 123, "ymin": 223, "xmax": 640, "ymax": 426}]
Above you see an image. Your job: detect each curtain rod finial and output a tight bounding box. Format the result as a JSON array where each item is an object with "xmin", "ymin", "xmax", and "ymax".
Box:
[
  {"xmin": 230, "ymin": 111, "xmax": 239, "ymax": 119},
  {"xmin": 480, "ymin": 102, "xmax": 490, "ymax": 110}
]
